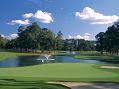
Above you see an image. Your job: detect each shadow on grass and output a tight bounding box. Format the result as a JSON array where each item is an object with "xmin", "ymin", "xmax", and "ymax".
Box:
[{"xmin": 0, "ymin": 79, "xmax": 71, "ymax": 89}]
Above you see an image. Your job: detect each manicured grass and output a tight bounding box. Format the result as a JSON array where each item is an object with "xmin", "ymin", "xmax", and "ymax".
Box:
[
  {"xmin": 74, "ymin": 51, "xmax": 119, "ymax": 63},
  {"xmin": 74, "ymin": 55, "xmax": 119, "ymax": 63},
  {"xmin": 0, "ymin": 51, "xmax": 40, "ymax": 61},
  {"xmin": 0, "ymin": 63, "xmax": 118, "ymax": 82},
  {"xmin": 0, "ymin": 51, "xmax": 119, "ymax": 88},
  {"xmin": 78, "ymin": 51, "xmax": 101, "ymax": 56}
]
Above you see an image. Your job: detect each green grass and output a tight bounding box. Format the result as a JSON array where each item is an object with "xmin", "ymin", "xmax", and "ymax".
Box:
[
  {"xmin": 0, "ymin": 51, "xmax": 40, "ymax": 61},
  {"xmin": 78, "ymin": 51, "xmax": 101, "ymax": 56},
  {"xmin": 0, "ymin": 51, "xmax": 119, "ymax": 88},
  {"xmin": 0, "ymin": 63, "xmax": 118, "ymax": 82},
  {"xmin": 0, "ymin": 80, "xmax": 70, "ymax": 89},
  {"xmin": 74, "ymin": 51, "xmax": 119, "ymax": 63},
  {"xmin": 0, "ymin": 51, "xmax": 71, "ymax": 88},
  {"xmin": 74, "ymin": 55, "xmax": 119, "ymax": 63}
]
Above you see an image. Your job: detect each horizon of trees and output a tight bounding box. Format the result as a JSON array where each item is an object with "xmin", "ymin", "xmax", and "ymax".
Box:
[
  {"xmin": 0, "ymin": 35, "xmax": 7, "ymax": 49},
  {"xmin": 0, "ymin": 22, "xmax": 96, "ymax": 53},
  {"xmin": 96, "ymin": 21, "xmax": 119, "ymax": 55}
]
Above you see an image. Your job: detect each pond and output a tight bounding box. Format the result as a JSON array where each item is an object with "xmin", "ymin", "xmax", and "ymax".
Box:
[{"xmin": 0, "ymin": 55, "xmax": 107, "ymax": 67}]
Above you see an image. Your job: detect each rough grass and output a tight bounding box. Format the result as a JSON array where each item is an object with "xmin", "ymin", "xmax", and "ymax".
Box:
[{"xmin": 0, "ymin": 80, "xmax": 70, "ymax": 89}]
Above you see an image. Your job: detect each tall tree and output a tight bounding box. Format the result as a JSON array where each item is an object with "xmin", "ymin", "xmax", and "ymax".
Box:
[
  {"xmin": 95, "ymin": 21, "xmax": 119, "ymax": 55},
  {"xmin": 55, "ymin": 31, "xmax": 64, "ymax": 50},
  {"xmin": 39, "ymin": 28, "xmax": 55, "ymax": 52},
  {"xmin": 17, "ymin": 22, "xmax": 41, "ymax": 52},
  {"xmin": 95, "ymin": 32, "xmax": 105, "ymax": 54},
  {"xmin": 0, "ymin": 35, "xmax": 6, "ymax": 49}
]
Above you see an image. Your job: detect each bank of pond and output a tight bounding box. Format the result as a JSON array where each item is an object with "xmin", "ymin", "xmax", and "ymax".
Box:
[
  {"xmin": 0, "ymin": 55, "xmax": 112, "ymax": 67},
  {"xmin": 0, "ymin": 51, "xmax": 119, "ymax": 89}
]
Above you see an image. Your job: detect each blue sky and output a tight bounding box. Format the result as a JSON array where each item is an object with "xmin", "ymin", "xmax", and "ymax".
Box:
[{"xmin": 0, "ymin": 0, "xmax": 119, "ymax": 40}]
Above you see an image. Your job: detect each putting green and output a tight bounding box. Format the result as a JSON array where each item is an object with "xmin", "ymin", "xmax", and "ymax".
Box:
[{"xmin": 0, "ymin": 63, "xmax": 118, "ymax": 82}]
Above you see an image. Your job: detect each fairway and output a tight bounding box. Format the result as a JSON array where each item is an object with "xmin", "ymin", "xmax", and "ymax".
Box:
[
  {"xmin": 1, "ymin": 0, "xmax": 119, "ymax": 88},
  {"xmin": 0, "ymin": 63, "xmax": 118, "ymax": 82}
]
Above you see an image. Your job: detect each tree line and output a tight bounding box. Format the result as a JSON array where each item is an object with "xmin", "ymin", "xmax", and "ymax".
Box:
[
  {"xmin": 63, "ymin": 39, "xmax": 95, "ymax": 51},
  {"xmin": 96, "ymin": 21, "xmax": 119, "ymax": 55},
  {"xmin": 0, "ymin": 22, "xmax": 96, "ymax": 53},
  {"xmin": 0, "ymin": 35, "xmax": 6, "ymax": 49}
]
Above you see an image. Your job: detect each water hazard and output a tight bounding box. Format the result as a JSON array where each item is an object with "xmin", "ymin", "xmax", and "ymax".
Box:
[{"xmin": 0, "ymin": 55, "xmax": 107, "ymax": 67}]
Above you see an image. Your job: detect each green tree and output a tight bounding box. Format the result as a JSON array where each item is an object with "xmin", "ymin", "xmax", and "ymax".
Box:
[
  {"xmin": 17, "ymin": 22, "xmax": 41, "ymax": 52},
  {"xmin": 0, "ymin": 35, "xmax": 6, "ymax": 49},
  {"xmin": 55, "ymin": 31, "xmax": 64, "ymax": 50},
  {"xmin": 39, "ymin": 28, "xmax": 55, "ymax": 52},
  {"xmin": 95, "ymin": 32, "xmax": 105, "ymax": 54}
]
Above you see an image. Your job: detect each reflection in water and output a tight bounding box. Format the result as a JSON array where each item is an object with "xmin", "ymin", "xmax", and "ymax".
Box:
[{"xmin": 0, "ymin": 55, "xmax": 107, "ymax": 68}]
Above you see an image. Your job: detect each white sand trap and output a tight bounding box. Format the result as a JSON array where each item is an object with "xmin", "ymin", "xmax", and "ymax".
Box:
[
  {"xmin": 48, "ymin": 82, "xmax": 119, "ymax": 89},
  {"xmin": 100, "ymin": 66, "xmax": 119, "ymax": 69}
]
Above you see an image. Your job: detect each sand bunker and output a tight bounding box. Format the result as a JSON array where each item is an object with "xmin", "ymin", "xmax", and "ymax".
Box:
[
  {"xmin": 100, "ymin": 66, "xmax": 119, "ymax": 69},
  {"xmin": 48, "ymin": 82, "xmax": 119, "ymax": 89}
]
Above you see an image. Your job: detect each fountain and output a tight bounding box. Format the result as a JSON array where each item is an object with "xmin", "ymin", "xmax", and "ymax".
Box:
[
  {"xmin": 72, "ymin": 51, "xmax": 76, "ymax": 55},
  {"xmin": 43, "ymin": 54, "xmax": 51, "ymax": 59},
  {"xmin": 37, "ymin": 54, "xmax": 55, "ymax": 63}
]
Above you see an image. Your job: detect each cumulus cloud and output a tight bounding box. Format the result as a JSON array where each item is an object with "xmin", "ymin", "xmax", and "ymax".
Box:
[
  {"xmin": 8, "ymin": 19, "xmax": 30, "ymax": 25},
  {"xmin": 1, "ymin": 34, "xmax": 5, "ymax": 38},
  {"xmin": 2, "ymin": 33, "xmax": 18, "ymax": 40},
  {"xmin": 10, "ymin": 33, "xmax": 18, "ymax": 39},
  {"xmin": 22, "ymin": 13, "xmax": 33, "ymax": 19},
  {"xmin": 85, "ymin": 33, "xmax": 91, "ymax": 36},
  {"xmin": 75, "ymin": 7, "xmax": 119, "ymax": 25},
  {"xmin": 22, "ymin": 10, "xmax": 54, "ymax": 23},
  {"xmin": 68, "ymin": 33, "xmax": 91, "ymax": 40},
  {"xmin": 69, "ymin": 35, "xmax": 83, "ymax": 39},
  {"xmin": 7, "ymin": 10, "xmax": 53, "ymax": 25},
  {"xmin": 34, "ymin": 10, "xmax": 53, "ymax": 23},
  {"xmin": 83, "ymin": 35, "xmax": 90, "ymax": 40}
]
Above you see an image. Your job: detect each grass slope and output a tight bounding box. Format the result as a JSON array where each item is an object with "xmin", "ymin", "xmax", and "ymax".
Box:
[
  {"xmin": 0, "ymin": 51, "xmax": 40, "ymax": 61},
  {"xmin": 0, "ymin": 51, "xmax": 119, "ymax": 83},
  {"xmin": 0, "ymin": 63, "xmax": 118, "ymax": 82},
  {"xmin": 74, "ymin": 51, "xmax": 119, "ymax": 63},
  {"xmin": 0, "ymin": 80, "xmax": 70, "ymax": 89},
  {"xmin": 74, "ymin": 55, "xmax": 119, "ymax": 64}
]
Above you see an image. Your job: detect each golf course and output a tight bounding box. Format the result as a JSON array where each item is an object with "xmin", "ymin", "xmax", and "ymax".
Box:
[
  {"xmin": 1, "ymin": 1, "xmax": 119, "ymax": 88},
  {"xmin": 0, "ymin": 51, "xmax": 119, "ymax": 89}
]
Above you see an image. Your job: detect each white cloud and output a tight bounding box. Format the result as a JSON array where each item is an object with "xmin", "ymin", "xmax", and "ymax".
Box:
[
  {"xmin": 69, "ymin": 35, "xmax": 83, "ymax": 39},
  {"xmin": 22, "ymin": 13, "xmax": 33, "ymax": 19},
  {"xmin": 1, "ymin": 34, "xmax": 5, "ymax": 38},
  {"xmin": 22, "ymin": 10, "xmax": 54, "ymax": 23},
  {"xmin": 68, "ymin": 33, "xmax": 91, "ymax": 40},
  {"xmin": 83, "ymin": 35, "xmax": 90, "ymax": 40},
  {"xmin": 34, "ymin": 10, "xmax": 53, "ymax": 23},
  {"xmin": 2, "ymin": 33, "xmax": 18, "ymax": 40},
  {"xmin": 75, "ymin": 7, "xmax": 119, "ymax": 25},
  {"xmin": 8, "ymin": 10, "xmax": 53, "ymax": 25},
  {"xmin": 85, "ymin": 33, "xmax": 91, "ymax": 36},
  {"xmin": 8, "ymin": 19, "xmax": 30, "ymax": 25},
  {"xmin": 10, "ymin": 33, "xmax": 18, "ymax": 39}
]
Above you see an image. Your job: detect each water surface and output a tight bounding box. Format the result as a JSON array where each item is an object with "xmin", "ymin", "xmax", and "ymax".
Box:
[{"xmin": 0, "ymin": 55, "xmax": 107, "ymax": 67}]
